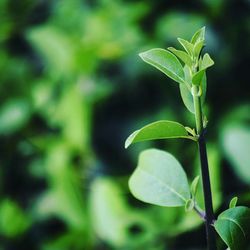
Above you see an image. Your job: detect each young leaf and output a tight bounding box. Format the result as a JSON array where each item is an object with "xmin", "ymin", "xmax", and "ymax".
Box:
[
  {"xmin": 192, "ymin": 69, "xmax": 205, "ymax": 86},
  {"xmin": 180, "ymin": 66, "xmax": 207, "ymax": 113},
  {"xmin": 214, "ymin": 206, "xmax": 250, "ymax": 250},
  {"xmin": 229, "ymin": 197, "xmax": 238, "ymax": 209},
  {"xmin": 125, "ymin": 120, "xmax": 191, "ymax": 148},
  {"xmin": 168, "ymin": 47, "xmax": 192, "ymax": 66},
  {"xmin": 129, "ymin": 149, "xmax": 190, "ymax": 207},
  {"xmin": 139, "ymin": 48, "xmax": 185, "ymax": 84},
  {"xmin": 185, "ymin": 199, "xmax": 194, "ymax": 212},
  {"xmin": 177, "ymin": 38, "xmax": 194, "ymax": 56},
  {"xmin": 200, "ymin": 53, "xmax": 214, "ymax": 70},
  {"xmin": 190, "ymin": 176, "xmax": 200, "ymax": 198},
  {"xmin": 191, "ymin": 26, "xmax": 206, "ymax": 44},
  {"xmin": 194, "ymin": 40, "xmax": 205, "ymax": 58}
]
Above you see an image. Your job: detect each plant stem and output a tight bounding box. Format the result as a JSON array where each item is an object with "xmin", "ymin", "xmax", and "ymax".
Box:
[{"xmin": 192, "ymin": 85, "xmax": 217, "ymax": 250}]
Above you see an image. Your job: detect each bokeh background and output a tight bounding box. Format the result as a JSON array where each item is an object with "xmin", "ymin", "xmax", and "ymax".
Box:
[{"xmin": 0, "ymin": 0, "xmax": 249, "ymax": 249}]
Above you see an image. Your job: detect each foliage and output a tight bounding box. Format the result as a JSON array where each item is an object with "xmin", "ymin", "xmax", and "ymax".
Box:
[
  {"xmin": 0, "ymin": 0, "xmax": 249, "ymax": 249},
  {"xmin": 125, "ymin": 27, "xmax": 250, "ymax": 249}
]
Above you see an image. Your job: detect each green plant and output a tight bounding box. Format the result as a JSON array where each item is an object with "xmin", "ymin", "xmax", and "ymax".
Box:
[{"xmin": 125, "ymin": 27, "xmax": 250, "ymax": 249}]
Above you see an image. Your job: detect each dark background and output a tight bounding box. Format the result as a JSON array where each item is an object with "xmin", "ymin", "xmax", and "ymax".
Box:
[{"xmin": 0, "ymin": 0, "xmax": 249, "ymax": 249}]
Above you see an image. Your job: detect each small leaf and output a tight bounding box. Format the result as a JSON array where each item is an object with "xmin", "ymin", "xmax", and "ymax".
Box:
[
  {"xmin": 192, "ymin": 69, "xmax": 205, "ymax": 86},
  {"xmin": 190, "ymin": 176, "xmax": 200, "ymax": 198},
  {"xmin": 185, "ymin": 199, "xmax": 194, "ymax": 212},
  {"xmin": 125, "ymin": 120, "xmax": 191, "ymax": 148},
  {"xmin": 139, "ymin": 48, "xmax": 185, "ymax": 84},
  {"xmin": 191, "ymin": 26, "xmax": 206, "ymax": 44},
  {"xmin": 200, "ymin": 53, "xmax": 214, "ymax": 70},
  {"xmin": 168, "ymin": 47, "xmax": 192, "ymax": 66},
  {"xmin": 177, "ymin": 38, "xmax": 194, "ymax": 56},
  {"xmin": 179, "ymin": 66, "xmax": 207, "ymax": 113},
  {"xmin": 185, "ymin": 127, "xmax": 196, "ymax": 136},
  {"xmin": 229, "ymin": 197, "xmax": 238, "ymax": 209},
  {"xmin": 194, "ymin": 40, "xmax": 205, "ymax": 58},
  {"xmin": 129, "ymin": 149, "xmax": 190, "ymax": 207},
  {"xmin": 214, "ymin": 206, "xmax": 250, "ymax": 250}
]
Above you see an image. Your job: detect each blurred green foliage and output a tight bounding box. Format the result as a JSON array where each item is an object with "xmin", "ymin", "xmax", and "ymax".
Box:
[{"xmin": 0, "ymin": 0, "xmax": 249, "ymax": 249}]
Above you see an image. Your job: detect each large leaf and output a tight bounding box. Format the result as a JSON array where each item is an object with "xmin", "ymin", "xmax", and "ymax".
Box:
[
  {"xmin": 139, "ymin": 48, "xmax": 185, "ymax": 84},
  {"xmin": 129, "ymin": 149, "xmax": 190, "ymax": 207},
  {"xmin": 179, "ymin": 65, "xmax": 207, "ymax": 113},
  {"xmin": 214, "ymin": 206, "xmax": 250, "ymax": 250},
  {"xmin": 221, "ymin": 125, "xmax": 250, "ymax": 184},
  {"xmin": 125, "ymin": 120, "xmax": 191, "ymax": 148}
]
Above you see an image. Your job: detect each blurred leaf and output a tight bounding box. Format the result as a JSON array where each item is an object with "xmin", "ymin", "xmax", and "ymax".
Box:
[
  {"xmin": 129, "ymin": 149, "xmax": 190, "ymax": 207},
  {"xmin": 0, "ymin": 99, "xmax": 30, "ymax": 135},
  {"xmin": 89, "ymin": 177, "xmax": 156, "ymax": 248},
  {"xmin": 125, "ymin": 120, "xmax": 191, "ymax": 148},
  {"xmin": 214, "ymin": 206, "xmax": 250, "ymax": 250},
  {"xmin": 139, "ymin": 48, "xmax": 185, "ymax": 84},
  {"xmin": 221, "ymin": 125, "xmax": 250, "ymax": 184},
  {"xmin": 0, "ymin": 199, "xmax": 30, "ymax": 237}
]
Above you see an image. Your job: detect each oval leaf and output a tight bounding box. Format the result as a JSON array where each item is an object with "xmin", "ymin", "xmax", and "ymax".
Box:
[
  {"xmin": 125, "ymin": 120, "xmax": 191, "ymax": 148},
  {"xmin": 185, "ymin": 199, "xmax": 194, "ymax": 212},
  {"xmin": 179, "ymin": 65, "xmax": 207, "ymax": 113},
  {"xmin": 129, "ymin": 149, "xmax": 190, "ymax": 207},
  {"xmin": 214, "ymin": 206, "xmax": 250, "ymax": 250},
  {"xmin": 139, "ymin": 48, "xmax": 185, "ymax": 84}
]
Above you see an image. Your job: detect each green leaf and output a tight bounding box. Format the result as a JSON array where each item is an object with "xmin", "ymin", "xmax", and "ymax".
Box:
[
  {"xmin": 214, "ymin": 206, "xmax": 250, "ymax": 250},
  {"xmin": 191, "ymin": 26, "xmax": 205, "ymax": 44},
  {"xmin": 179, "ymin": 66, "xmax": 207, "ymax": 113},
  {"xmin": 192, "ymin": 69, "xmax": 205, "ymax": 85},
  {"xmin": 177, "ymin": 38, "xmax": 194, "ymax": 56},
  {"xmin": 129, "ymin": 149, "xmax": 190, "ymax": 207},
  {"xmin": 194, "ymin": 40, "xmax": 204, "ymax": 58},
  {"xmin": 168, "ymin": 47, "xmax": 192, "ymax": 66},
  {"xmin": 200, "ymin": 53, "xmax": 214, "ymax": 70},
  {"xmin": 185, "ymin": 199, "xmax": 194, "ymax": 212},
  {"xmin": 190, "ymin": 176, "xmax": 200, "ymax": 198},
  {"xmin": 125, "ymin": 120, "xmax": 191, "ymax": 148},
  {"xmin": 229, "ymin": 197, "xmax": 238, "ymax": 209},
  {"xmin": 139, "ymin": 48, "xmax": 185, "ymax": 84},
  {"xmin": 221, "ymin": 125, "xmax": 250, "ymax": 184}
]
